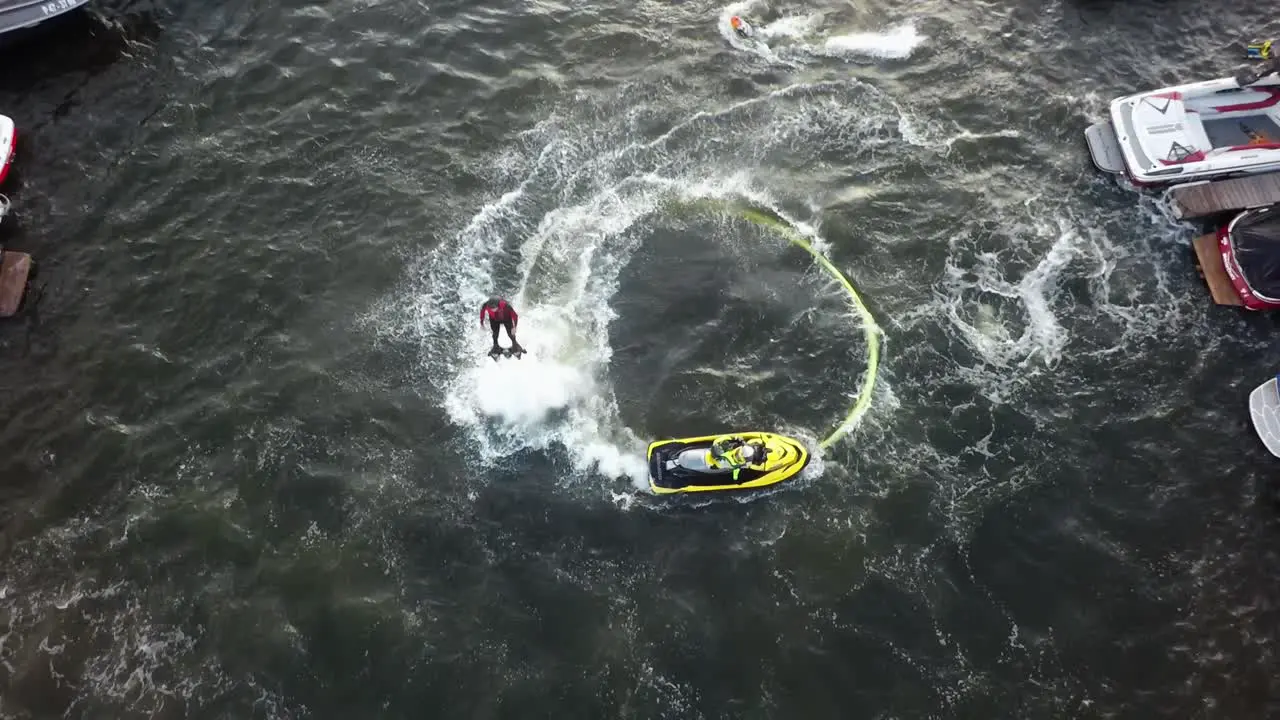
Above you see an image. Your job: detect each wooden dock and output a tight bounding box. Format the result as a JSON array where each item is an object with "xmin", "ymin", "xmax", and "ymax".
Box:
[
  {"xmin": 1170, "ymin": 173, "xmax": 1280, "ymax": 220},
  {"xmin": 0, "ymin": 250, "xmax": 32, "ymax": 317},
  {"xmin": 1192, "ymin": 232, "xmax": 1244, "ymax": 306}
]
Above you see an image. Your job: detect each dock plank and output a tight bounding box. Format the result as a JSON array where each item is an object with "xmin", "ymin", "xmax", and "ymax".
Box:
[
  {"xmin": 1171, "ymin": 173, "xmax": 1280, "ymax": 219},
  {"xmin": 1192, "ymin": 232, "xmax": 1243, "ymax": 306},
  {"xmin": 0, "ymin": 250, "xmax": 32, "ymax": 317}
]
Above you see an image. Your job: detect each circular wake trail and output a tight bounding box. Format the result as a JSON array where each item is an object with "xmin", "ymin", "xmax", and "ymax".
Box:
[{"xmin": 380, "ymin": 73, "xmax": 907, "ymax": 486}]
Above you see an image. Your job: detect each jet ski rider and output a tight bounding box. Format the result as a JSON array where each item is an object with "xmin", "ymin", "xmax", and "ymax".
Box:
[
  {"xmin": 711, "ymin": 435, "xmax": 763, "ymax": 480},
  {"xmin": 480, "ymin": 297, "xmax": 521, "ymax": 355}
]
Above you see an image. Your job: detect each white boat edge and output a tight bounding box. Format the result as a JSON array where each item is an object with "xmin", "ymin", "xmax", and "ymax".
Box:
[
  {"xmin": 1248, "ymin": 377, "xmax": 1280, "ymax": 458},
  {"xmin": 0, "ymin": 114, "xmax": 13, "ymax": 181},
  {"xmin": 1086, "ymin": 72, "xmax": 1280, "ymax": 185},
  {"xmin": 0, "ymin": 0, "xmax": 92, "ymax": 34}
]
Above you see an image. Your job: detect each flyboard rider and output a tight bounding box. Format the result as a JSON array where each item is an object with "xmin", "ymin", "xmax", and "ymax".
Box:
[{"xmin": 480, "ymin": 297, "xmax": 524, "ymax": 359}]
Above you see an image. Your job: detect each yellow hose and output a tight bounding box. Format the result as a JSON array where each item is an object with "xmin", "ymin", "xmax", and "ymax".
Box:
[{"xmin": 734, "ymin": 207, "xmax": 883, "ymax": 450}]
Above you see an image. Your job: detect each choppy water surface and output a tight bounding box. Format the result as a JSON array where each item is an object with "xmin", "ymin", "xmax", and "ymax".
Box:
[{"xmin": 2, "ymin": 0, "xmax": 1279, "ymax": 717}]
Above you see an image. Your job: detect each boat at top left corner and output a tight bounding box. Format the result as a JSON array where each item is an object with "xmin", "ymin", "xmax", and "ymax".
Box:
[{"xmin": 0, "ymin": 0, "xmax": 92, "ymax": 37}]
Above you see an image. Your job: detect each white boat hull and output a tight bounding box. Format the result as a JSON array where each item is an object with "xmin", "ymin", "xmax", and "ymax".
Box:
[
  {"xmin": 1088, "ymin": 73, "xmax": 1280, "ymax": 186},
  {"xmin": 0, "ymin": 115, "xmax": 13, "ymax": 185},
  {"xmin": 1249, "ymin": 377, "xmax": 1280, "ymax": 458},
  {"xmin": 0, "ymin": 0, "xmax": 91, "ymax": 34}
]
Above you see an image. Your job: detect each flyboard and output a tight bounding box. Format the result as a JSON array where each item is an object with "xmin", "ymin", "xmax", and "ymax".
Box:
[{"xmin": 488, "ymin": 343, "xmax": 526, "ymax": 361}]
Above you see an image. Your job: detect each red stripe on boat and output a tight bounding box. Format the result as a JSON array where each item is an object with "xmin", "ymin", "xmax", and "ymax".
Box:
[
  {"xmin": 1212, "ymin": 87, "xmax": 1280, "ymax": 112},
  {"xmin": 1227, "ymin": 141, "xmax": 1280, "ymax": 152},
  {"xmin": 0, "ymin": 128, "xmax": 16, "ymax": 185},
  {"xmin": 1159, "ymin": 149, "xmax": 1207, "ymax": 165}
]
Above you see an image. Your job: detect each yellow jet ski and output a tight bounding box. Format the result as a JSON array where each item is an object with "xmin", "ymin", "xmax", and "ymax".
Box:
[{"xmin": 646, "ymin": 431, "xmax": 809, "ymax": 494}]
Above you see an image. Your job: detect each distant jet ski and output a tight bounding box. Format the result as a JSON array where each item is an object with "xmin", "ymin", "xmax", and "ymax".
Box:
[{"xmin": 729, "ymin": 15, "xmax": 754, "ymax": 39}]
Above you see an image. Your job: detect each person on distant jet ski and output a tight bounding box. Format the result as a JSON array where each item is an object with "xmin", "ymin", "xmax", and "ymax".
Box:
[
  {"xmin": 1237, "ymin": 41, "xmax": 1280, "ymax": 87},
  {"xmin": 729, "ymin": 15, "xmax": 753, "ymax": 39},
  {"xmin": 711, "ymin": 435, "xmax": 760, "ymax": 480},
  {"xmin": 480, "ymin": 297, "xmax": 521, "ymax": 355}
]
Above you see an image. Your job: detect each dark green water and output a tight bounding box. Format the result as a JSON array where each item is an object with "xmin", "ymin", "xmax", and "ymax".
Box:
[{"xmin": 2, "ymin": 0, "xmax": 1280, "ymax": 717}]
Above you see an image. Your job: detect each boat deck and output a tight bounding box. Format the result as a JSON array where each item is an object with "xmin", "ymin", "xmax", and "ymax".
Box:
[
  {"xmin": 1170, "ymin": 173, "xmax": 1280, "ymax": 219},
  {"xmin": 0, "ymin": 250, "xmax": 32, "ymax": 317},
  {"xmin": 1201, "ymin": 114, "xmax": 1280, "ymax": 149},
  {"xmin": 1192, "ymin": 232, "xmax": 1243, "ymax": 306}
]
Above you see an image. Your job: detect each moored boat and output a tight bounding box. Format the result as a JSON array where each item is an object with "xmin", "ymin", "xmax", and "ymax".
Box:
[
  {"xmin": 1203, "ymin": 204, "xmax": 1280, "ymax": 310},
  {"xmin": 1086, "ymin": 70, "xmax": 1280, "ymax": 186},
  {"xmin": 1249, "ymin": 376, "xmax": 1280, "ymax": 458},
  {"xmin": 0, "ymin": 115, "xmax": 15, "ymax": 185},
  {"xmin": 0, "ymin": 0, "xmax": 92, "ymax": 36}
]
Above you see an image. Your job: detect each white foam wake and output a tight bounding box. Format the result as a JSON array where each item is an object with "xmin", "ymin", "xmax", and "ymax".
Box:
[
  {"xmin": 371, "ymin": 78, "xmax": 914, "ymax": 492},
  {"xmin": 758, "ymin": 13, "xmax": 824, "ymax": 41},
  {"xmin": 412, "ymin": 174, "xmax": 828, "ymax": 489},
  {"xmin": 940, "ymin": 218, "xmax": 1078, "ymax": 371},
  {"xmin": 819, "ymin": 22, "xmax": 924, "ymax": 60},
  {"xmin": 717, "ymin": 0, "xmax": 925, "ymax": 64},
  {"xmin": 435, "ymin": 179, "xmax": 669, "ymax": 488}
]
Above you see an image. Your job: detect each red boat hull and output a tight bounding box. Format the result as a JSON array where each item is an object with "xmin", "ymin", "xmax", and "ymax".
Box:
[
  {"xmin": 0, "ymin": 125, "xmax": 14, "ymax": 185},
  {"xmin": 1219, "ymin": 218, "xmax": 1280, "ymax": 310}
]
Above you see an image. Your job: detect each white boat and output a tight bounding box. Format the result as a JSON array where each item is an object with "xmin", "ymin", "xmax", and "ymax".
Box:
[
  {"xmin": 0, "ymin": 0, "xmax": 91, "ymax": 36},
  {"xmin": 0, "ymin": 115, "xmax": 14, "ymax": 185},
  {"xmin": 1085, "ymin": 70, "xmax": 1280, "ymax": 186},
  {"xmin": 1250, "ymin": 376, "xmax": 1280, "ymax": 458}
]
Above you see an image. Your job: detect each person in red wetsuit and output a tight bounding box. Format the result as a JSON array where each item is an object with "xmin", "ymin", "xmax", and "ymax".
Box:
[{"xmin": 480, "ymin": 297, "xmax": 522, "ymax": 356}]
